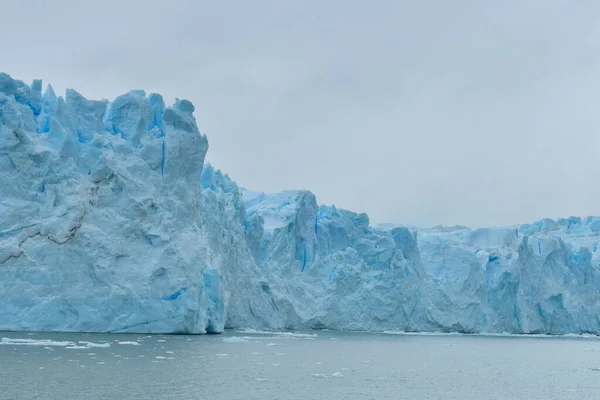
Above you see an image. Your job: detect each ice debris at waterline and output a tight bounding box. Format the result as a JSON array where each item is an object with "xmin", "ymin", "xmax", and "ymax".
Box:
[{"xmin": 2, "ymin": 72, "xmax": 600, "ymax": 335}]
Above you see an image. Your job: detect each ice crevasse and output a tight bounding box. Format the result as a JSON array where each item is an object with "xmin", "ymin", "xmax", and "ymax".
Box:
[{"xmin": 2, "ymin": 72, "xmax": 600, "ymax": 335}]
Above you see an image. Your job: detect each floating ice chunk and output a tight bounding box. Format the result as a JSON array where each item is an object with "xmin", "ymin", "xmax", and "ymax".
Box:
[
  {"xmin": 275, "ymin": 352, "xmax": 286, "ymax": 356},
  {"xmin": 157, "ymin": 340, "xmax": 167, "ymax": 342},
  {"xmin": 79, "ymin": 341, "xmax": 110, "ymax": 348},
  {"xmin": 256, "ymin": 378, "xmax": 267, "ymax": 382},
  {"xmin": 272, "ymin": 363, "xmax": 280, "ymax": 366},
  {"xmin": 155, "ymin": 356, "xmax": 166, "ymax": 359},
  {"xmin": 273, "ymin": 332, "xmax": 316, "ymax": 339},
  {"xmin": 118, "ymin": 341, "xmax": 141, "ymax": 346},
  {"xmin": 66, "ymin": 346, "xmax": 89, "ymax": 349},
  {"xmin": 237, "ymin": 328, "xmax": 263, "ymax": 334},
  {"xmin": 237, "ymin": 330, "xmax": 317, "ymax": 339},
  {"xmin": 97, "ymin": 362, "xmax": 106, "ymax": 365},
  {"xmin": 215, "ymin": 353, "xmax": 228, "ymax": 357},
  {"xmin": 166, "ymin": 351, "xmax": 174, "ymax": 354},
  {"xmin": 332, "ymin": 372, "xmax": 345, "ymax": 378},
  {"xmin": 266, "ymin": 343, "xmax": 278, "ymax": 347},
  {"xmin": 251, "ymin": 352, "xmax": 263, "ymax": 355},
  {"xmin": 311, "ymin": 373, "xmax": 327, "ymax": 378},
  {"xmin": 223, "ymin": 337, "xmax": 249, "ymax": 343},
  {"xmin": 1, "ymin": 338, "xmax": 75, "ymax": 347}
]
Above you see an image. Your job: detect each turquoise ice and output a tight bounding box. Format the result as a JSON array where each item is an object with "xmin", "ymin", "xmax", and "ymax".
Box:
[{"xmin": 2, "ymin": 73, "xmax": 600, "ymax": 334}]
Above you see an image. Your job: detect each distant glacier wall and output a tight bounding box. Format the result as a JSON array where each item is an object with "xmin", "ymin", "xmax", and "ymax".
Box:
[{"xmin": 2, "ymin": 72, "xmax": 600, "ymax": 334}]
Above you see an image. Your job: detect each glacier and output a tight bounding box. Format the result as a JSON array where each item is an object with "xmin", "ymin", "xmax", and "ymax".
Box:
[{"xmin": 2, "ymin": 72, "xmax": 600, "ymax": 335}]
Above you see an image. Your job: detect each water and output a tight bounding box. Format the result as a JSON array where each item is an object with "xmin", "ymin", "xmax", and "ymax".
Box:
[{"xmin": 2, "ymin": 330, "xmax": 600, "ymax": 399}]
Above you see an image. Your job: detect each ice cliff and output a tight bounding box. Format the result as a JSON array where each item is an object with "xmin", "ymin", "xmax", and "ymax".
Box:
[
  {"xmin": 2, "ymin": 73, "xmax": 600, "ymax": 335},
  {"xmin": 0, "ymin": 73, "xmax": 278, "ymax": 333}
]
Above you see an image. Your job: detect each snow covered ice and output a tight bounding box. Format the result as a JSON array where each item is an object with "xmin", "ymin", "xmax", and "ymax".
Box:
[{"xmin": 2, "ymin": 72, "xmax": 600, "ymax": 335}]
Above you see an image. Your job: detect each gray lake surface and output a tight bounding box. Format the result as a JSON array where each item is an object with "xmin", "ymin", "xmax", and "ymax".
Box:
[{"xmin": 2, "ymin": 330, "xmax": 600, "ymax": 399}]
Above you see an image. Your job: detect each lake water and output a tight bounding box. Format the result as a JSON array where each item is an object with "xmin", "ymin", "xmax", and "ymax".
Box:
[{"xmin": 2, "ymin": 330, "xmax": 600, "ymax": 399}]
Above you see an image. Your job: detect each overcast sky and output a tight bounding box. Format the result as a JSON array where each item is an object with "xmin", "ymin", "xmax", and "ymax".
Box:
[{"xmin": 4, "ymin": 0, "xmax": 600, "ymax": 227}]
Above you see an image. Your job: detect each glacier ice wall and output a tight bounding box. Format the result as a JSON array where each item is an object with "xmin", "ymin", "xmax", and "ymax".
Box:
[
  {"xmin": 2, "ymin": 72, "xmax": 600, "ymax": 335},
  {"xmin": 0, "ymin": 73, "xmax": 279, "ymax": 333},
  {"xmin": 243, "ymin": 191, "xmax": 600, "ymax": 334}
]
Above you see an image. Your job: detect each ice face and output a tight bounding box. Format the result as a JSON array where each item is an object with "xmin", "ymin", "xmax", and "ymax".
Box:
[
  {"xmin": 2, "ymin": 72, "xmax": 600, "ymax": 335},
  {"xmin": 0, "ymin": 73, "xmax": 278, "ymax": 333},
  {"xmin": 243, "ymin": 190, "xmax": 600, "ymax": 335}
]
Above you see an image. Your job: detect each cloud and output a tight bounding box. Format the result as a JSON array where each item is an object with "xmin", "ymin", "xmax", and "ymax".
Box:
[{"xmin": 4, "ymin": 0, "xmax": 600, "ymax": 227}]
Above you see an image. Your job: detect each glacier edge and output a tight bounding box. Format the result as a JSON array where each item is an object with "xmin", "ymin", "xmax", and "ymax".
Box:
[{"xmin": 2, "ymin": 72, "xmax": 600, "ymax": 335}]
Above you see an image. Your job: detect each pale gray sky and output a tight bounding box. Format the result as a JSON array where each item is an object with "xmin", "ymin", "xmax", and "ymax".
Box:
[{"xmin": 4, "ymin": 0, "xmax": 600, "ymax": 227}]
